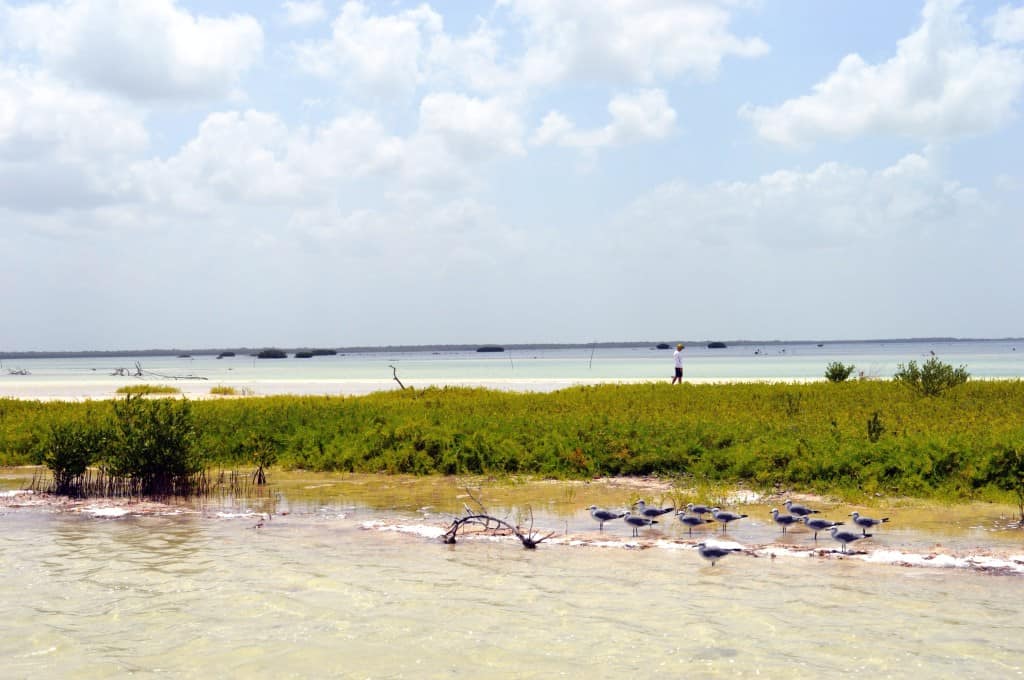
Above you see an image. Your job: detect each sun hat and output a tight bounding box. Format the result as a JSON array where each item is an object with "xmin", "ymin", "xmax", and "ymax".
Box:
[{"xmin": 676, "ymin": 343, "xmax": 684, "ymax": 349}]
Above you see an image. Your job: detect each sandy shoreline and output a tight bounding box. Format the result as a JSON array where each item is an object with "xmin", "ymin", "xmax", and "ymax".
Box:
[{"xmin": 0, "ymin": 376, "xmax": 827, "ymax": 402}]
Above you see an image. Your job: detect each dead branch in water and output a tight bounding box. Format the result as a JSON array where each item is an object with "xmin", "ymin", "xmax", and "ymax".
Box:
[
  {"xmin": 442, "ymin": 488, "xmax": 555, "ymax": 549},
  {"xmin": 112, "ymin": 361, "xmax": 208, "ymax": 381}
]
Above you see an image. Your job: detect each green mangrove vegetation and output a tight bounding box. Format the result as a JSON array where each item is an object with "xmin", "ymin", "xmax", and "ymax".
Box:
[
  {"xmin": 2, "ymin": 378, "xmax": 1023, "ymax": 509},
  {"xmin": 893, "ymin": 356, "xmax": 971, "ymax": 396},
  {"xmin": 824, "ymin": 361, "xmax": 856, "ymax": 382}
]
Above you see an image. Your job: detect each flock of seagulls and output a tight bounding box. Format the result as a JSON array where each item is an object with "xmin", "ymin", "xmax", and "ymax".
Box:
[{"xmin": 587, "ymin": 499, "xmax": 892, "ymax": 563}]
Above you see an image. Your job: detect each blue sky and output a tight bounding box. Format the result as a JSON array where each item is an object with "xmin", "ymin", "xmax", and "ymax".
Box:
[{"xmin": 1, "ymin": 0, "xmax": 1022, "ymax": 350}]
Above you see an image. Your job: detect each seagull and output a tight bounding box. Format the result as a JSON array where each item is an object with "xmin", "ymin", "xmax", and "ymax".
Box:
[
  {"xmin": 801, "ymin": 515, "xmax": 844, "ymax": 540},
  {"xmin": 849, "ymin": 511, "xmax": 890, "ymax": 535},
  {"xmin": 622, "ymin": 511, "xmax": 658, "ymax": 537},
  {"xmin": 770, "ymin": 508, "xmax": 801, "ymax": 534},
  {"xmin": 587, "ymin": 505, "xmax": 625, "ymax": 531},
  {"xmin": 676, "ymin": 511, "xmax": 709, "ymax": 536},
  {"xmin": 710, "ymin": 507, "xmax": 748, "ymax": 532},
  {"xmin": 685, "ymin": 502, "xmax": 713, "ymax": 516},
  {"xmin": 634, "ymin": 500, "xmax": 675, "ymax": 518},
  {"xmin": 696, "ymin": 541, "xmax": 743, "ymax": 566},
  {"xmin": 784, "ymin": 500, "xmax": 820, "ymax": 517},
  {"xmin": 829, "ymin": 525, "xmax": 871, "ymax": 553}
]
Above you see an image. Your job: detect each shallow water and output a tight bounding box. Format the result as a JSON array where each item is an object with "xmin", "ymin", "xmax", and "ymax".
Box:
[{"xmin": 2, "ymin": 474, "xmax": 1023, "ymax": 677}]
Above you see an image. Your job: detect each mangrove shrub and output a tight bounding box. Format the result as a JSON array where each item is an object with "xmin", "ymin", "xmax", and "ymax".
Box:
[
  {"xmin": 825, "ymin": 361, "xmax": 856, "ymax": 382},
  {"xmin": 105, "ymin": 395, "xmax": 201, "ymax": 495},
  {"xmin": 893, "ymin": 357, "xmax": 969, "ymax": 396},
  {"xmin": 43, "ymin": 420, "xmax": 107, "ymax": 496}
]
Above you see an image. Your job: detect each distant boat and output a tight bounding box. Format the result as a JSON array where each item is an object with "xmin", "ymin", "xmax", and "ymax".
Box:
[
  {"xmin": 216, "ymin": 351, "xmax": 236, "ymax": 359},
  {"xmin": 817, "ymin": 343, "xmax": 824, "ymax": 348},
  {"xmin": 656, "ymin": 343, "xmax": 670, "ymax": 350},
  {"xmin": 476, "ymin": 345, "xmax": 505, "ymax": 352},
  {"xmin": 177, "ymin": 354, "xmax": 192, "ymax": 358},
  {"xmin": 294, "ymin": 351, "xmax": 314, "ymax": 359},
  {"xmin": 707, "ymin": 342, "xmax": 727, "ymax": 349},
  {"xmin": 257, "ymin": 349, "xmax": 287, "ymax": 359}
]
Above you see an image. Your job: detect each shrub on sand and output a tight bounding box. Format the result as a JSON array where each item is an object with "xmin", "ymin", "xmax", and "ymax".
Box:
[{"xmin": 116, "ymin": 384, "xmax": 181, "ymax": 395}]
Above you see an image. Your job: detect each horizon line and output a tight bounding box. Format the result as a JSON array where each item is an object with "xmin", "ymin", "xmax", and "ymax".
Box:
[{"xmin": 2, "ymin": 336, "xmax": 1022, "ymax": 359}]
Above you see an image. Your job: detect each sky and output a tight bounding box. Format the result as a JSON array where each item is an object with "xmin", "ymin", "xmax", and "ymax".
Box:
[{"xmin": 1, "ymin": 0, "xmax": 1023, "ymax": 351}]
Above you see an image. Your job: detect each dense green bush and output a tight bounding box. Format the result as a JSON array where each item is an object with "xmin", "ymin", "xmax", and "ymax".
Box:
[
  {"xmin": 105, "ymin": 395, "xmax": 200, "ymax": 495},
  {"xmin": 986, "ymin": 446, "xmax": 1024, "ymax": 522},
  {"xmin": 893, "ymin": 357, "xmax": 969, "ymax": 396},
  {"xmin": 42, "ymin": 420, "xmax": 107, "ymax": 495},
  {"xmin": 824, "ymin": 361, "xmax": 856, "ymax": 382}
]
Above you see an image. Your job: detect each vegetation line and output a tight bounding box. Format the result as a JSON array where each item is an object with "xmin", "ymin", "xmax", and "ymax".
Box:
[{"xmin": 2, "ymin": 378, "xmax": 1023, "ymax": 512}]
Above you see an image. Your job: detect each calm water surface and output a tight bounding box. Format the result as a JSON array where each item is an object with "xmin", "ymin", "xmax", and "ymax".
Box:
[
  {"xmin": 3, "ymin": 339, "xmax": 1022, "ymax": 400},
  {"xmin": 2, "ymin": 474, "xmax": 1023, "ymax": 678}
]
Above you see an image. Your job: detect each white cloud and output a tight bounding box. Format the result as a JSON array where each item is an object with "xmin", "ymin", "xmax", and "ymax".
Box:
[
  {"xmin": 990, "ymin": 4, "xmax": 1024, "ymax": 43},
  {"xmin": 282, "ymin": 0, "xmax": 326, "ymax": 27},
  {"xmin": 532, "ymin": 89, "xmax": 676, "ymax": 150},
  {"xmin": 0, "ymin": 66, "xmax": 147, "ymax": 160},
  {"xmin": 0, "ymin": 66, "xmax": 147, "ymax": 213},
  {"xmin": 622, "ymin": 151, "xmax": 984, "ymax": 250},
  {"xmin": 295, "ymin": 0, "xmax": 767, "ymax": 98},
  {"xmin": 294, "ymin": 1, "xmax": 442, "ymax": 96},
  {"xmin": 134, "ymin": 111, "xmax": 301, "ymax": 209},
  {"xmin": 504, "ymin": 0, "xmax": 769, "ymax": 87},
  {"xmin": 5, "ymin": 0, "xmax": 263, "ymax": 101},
  {"xmin": 742, "ymin": 0, "xmax": 1024, "ymax": 146},
  {"xmin": 423, "ymin": 20, "xmax": 518, "ymax": 95},
  {"xmin": 418, "ymin": 93, "xmax": 525, "ymax": 159},
  {"xmin": 132, "ymin": 110, "xmax": 404, "ymax": 212},
  {"xmin": 287, "ymin": 195, "xmax": 507, "ymax": 267}
]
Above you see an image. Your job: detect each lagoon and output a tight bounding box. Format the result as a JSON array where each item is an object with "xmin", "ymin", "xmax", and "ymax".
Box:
[
  {"xmin": 2, "ymin": 473, "xmax": 1023, "ymax": 677},
  {"xmin": 3, "ymin": 338, "xmax": 1022, "ymax": 401}
]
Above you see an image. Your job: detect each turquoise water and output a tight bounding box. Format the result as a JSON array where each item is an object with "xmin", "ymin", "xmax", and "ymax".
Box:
[{"xmin": 2, "ymin": 339, "xmax": 1022, "ymax": 400}]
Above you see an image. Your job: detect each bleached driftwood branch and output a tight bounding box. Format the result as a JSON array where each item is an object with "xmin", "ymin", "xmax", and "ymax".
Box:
[{"xmin": 442, "ymin": 488, "xmax": 555, "ymax": 549}]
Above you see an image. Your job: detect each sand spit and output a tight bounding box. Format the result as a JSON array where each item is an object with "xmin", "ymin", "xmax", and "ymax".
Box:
[
  {"xmin": 6, "ymin": 490, "xmax": 1023, "ymax": 575},
  {"xmin": 359, "ymin": 518, "xmax": 1024, "ymax": 576}
]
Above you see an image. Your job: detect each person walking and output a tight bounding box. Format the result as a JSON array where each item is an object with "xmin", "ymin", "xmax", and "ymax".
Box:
[{"xmin": 671, "ymin": 343, "xmax": 684, "ymax": 384}]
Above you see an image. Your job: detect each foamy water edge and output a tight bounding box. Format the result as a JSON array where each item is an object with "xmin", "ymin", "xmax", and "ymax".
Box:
[{"xmin": 359, "ymin": 519, "xmax": 1024, "ymax": 576}]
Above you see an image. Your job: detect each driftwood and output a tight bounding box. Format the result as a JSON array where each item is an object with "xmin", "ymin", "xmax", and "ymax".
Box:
[
  {"xmin": 442, "ymin": 488, "xmax": 555, "ymax": 549},
  {"xmin": 118, "ymin": 361, "xmax": 208, "ymax": 381},
  {"xmin": 389, "ymin": 365, "xmax": 406, "ymax": 390}
]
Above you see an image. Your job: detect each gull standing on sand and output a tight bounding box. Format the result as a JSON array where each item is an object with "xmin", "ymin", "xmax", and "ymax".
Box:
[
  {"xmin": 634, "ymin": 500, "xmax": 675, "ymax": 519},
  {"xmin": 770, "ymin": 508, "xmax": 801, "ymax": 534},
  {"xmin": 710, "ymin": 507, "xmax": 748, "ymax": 532},
  {"xmin": 696, "ymin": 541, "xmax": 743, "ymax": 566},
  {"xmin": 622, "ymin": 511, "xmax": 658, "ymax": 537},
  {"xmin": 685, "ymin": 503, "xmax": 713, "ymax": 516},
  {"xmin": 587, "ymin": 505, "xmax": 625, "ymax": 531},
  {"xmin": 849, "ymin": 511, "xmax": 890, "ymax": 535},
  {"xmin": 676, "ymin": 511, "xmax": 709, "ymax": 536},
  {"xmin": 784, "ymin": 500, "xmax": 820, "ymax": 517},
  {"xmin": 829, "ymin": 525, "xmax": 871, "ymax": 553},
  {"xmin": 801, "ymin": 516, "xmax": 844, "ymax": 540}
]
